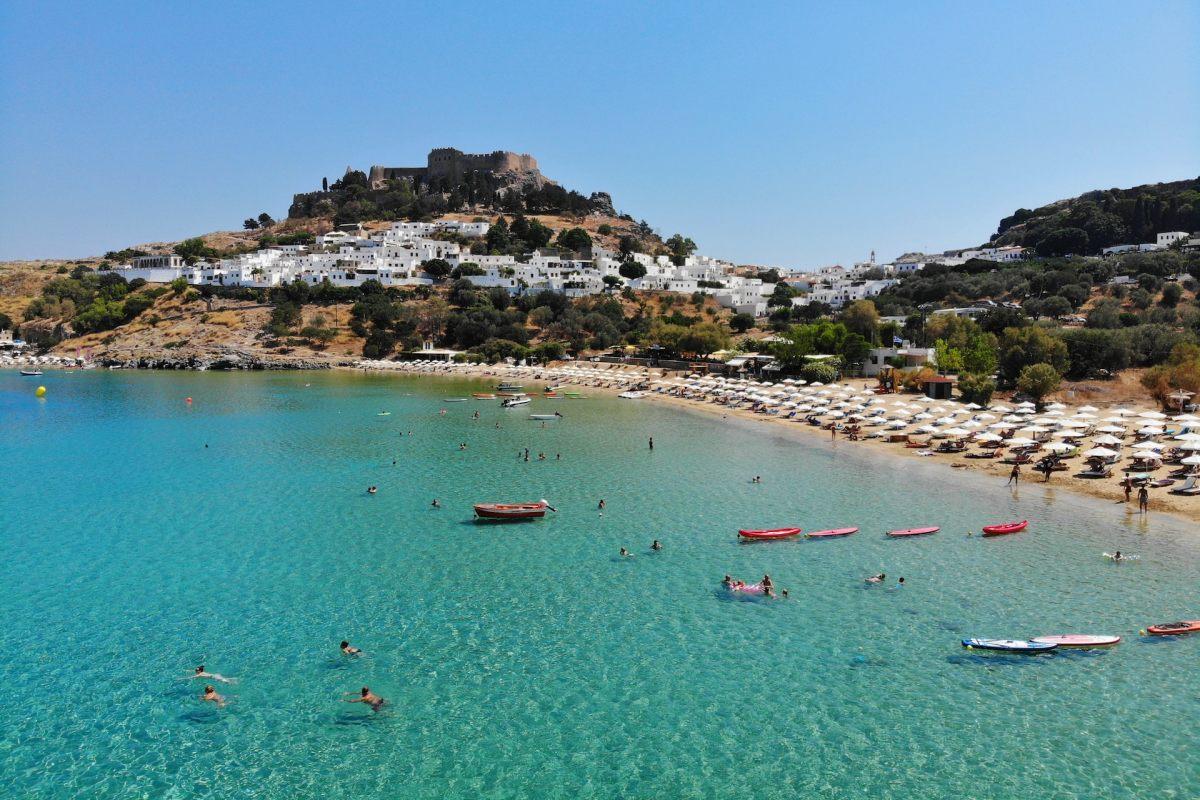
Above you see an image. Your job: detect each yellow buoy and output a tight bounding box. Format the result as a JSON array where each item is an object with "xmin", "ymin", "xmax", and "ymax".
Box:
[{"xmin": 35, "ymin": 386, "xmax": 47, "ymax": 397}]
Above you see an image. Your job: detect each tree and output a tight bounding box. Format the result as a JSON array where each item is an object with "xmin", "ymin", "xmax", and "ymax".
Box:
[
  {"xmin": 257, "ymin": 212, "xmax": 275, "ymax": 228},
  {"xmin": 957, "ymin": 373, "xmax": 995, "ymax": 406},
  {"xmin": 800, "ymin": 360, "xmax": 839, "ymax": 383},
  {"xmin": 0, "ymin": 312, "xmax": 11, "ymax": 331},
  {"xmin": 618, "ymin": 261, "xmax": 647, "ymax": 281},
  {"xmin": 1161, "ymin": 282, "xmax": 1183, "ymax": 307},
  {"xmin": 730, "ymin": 313, "xmax": 755, "ymax": 333},
  {"xmin": 363, "ymin": 329, "xmax": 397, "ymax": 359},
  {"xmin": 597, "ymin": 224, "xmax": 613, "ymax": 235},
  {"xmin": 421, "ymin": 259, "xmax": 452, "ymax": 281},
  {"xmin": 1141, "ymin": 342, "xmax": 1200, "ymax": 409},
  {"xmin": 243, "ymin": 218, "xmax": 260, "ymax": 230},
  {"xmin": 1017, "ymin": 363, "xmax": 1062, "ymax": 406},
  {"xmin": 1035, "ymin": 227, "xmax": 1089, "ymax": 257},
  {"xmin": 1041, "ymin": 296, "xmax": 1073, "ymax": 319},
  {"xmin": 999, "ymin": 326, "xmax": 1069, "ymax": 386},
  {"xmin": 173, "ymin": 237, "xmax": 216, "ymax": 265},
  {"xmin": 665, "ymin": 234, "xmax": 697, "ymax": 265},
  {"xmin": 841, "ymin": 300, "xmax": 879, "ymax": 342},
  {"xmin": 618, "ymin": 235, "xmax": 639, "ymax": 259},
  {"xmin": 602, "ymin": 275, "xmax": 622, "ymax": 289},
  {"xmin": 1085, "ymin": 298, "xmax": 1122, "ymax": 329},
  {"xmin": 556, "ymin": 227, "xmax": 592, "ymax": 253},
  {"xmin": 678, "ymin": 322, "xmax": 730, "ymax": 357}
]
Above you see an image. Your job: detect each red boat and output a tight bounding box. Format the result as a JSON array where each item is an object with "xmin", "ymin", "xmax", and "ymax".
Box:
[
  {"xmin": 738, "ymin": 527, "xmax": 802, "ymax": 540},
  {"xmin": 982, "ymin": 520, "xmax": 1028, "ymax": 536},
  {"xmin": 1145, "ymin": 620, "xmax": 1200, "ymax": 636},
  {"xmin": 473, "ymin": 501, "xmax": 550, "ymax": 520},
  {"xmin": 807, "ymin": 527, "xmax": 858, "ymax": 538},
  {"xmin": 887, "ymin": 526, "xmax": 939, "ymax": 538}
]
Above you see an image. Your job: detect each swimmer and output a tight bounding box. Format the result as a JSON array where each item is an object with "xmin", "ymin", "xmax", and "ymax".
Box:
[
  {"xmin": 598, "ymin": 499, "xmax": 606, "ymax": 510},
  {"xmin": 721, "ymin": 574, "xmax": 734, "ymax": 588},
  {"xmin": 344, "ymin": 686, "xmax": 385, "ymax": 712},
  {"xmin": 651, "ymin": 539, "xmax": 662, "ymax": 551},
  {"xmin": 865, "ymin": 573, "xmax": 885, "ymax": 584},
  {"xmin": 619, "ymin": 548, "xmax": 632, "ymax": 558},
  {"xmin": 781, "ymin": 588, "xmax": 789, "ymax": 599},
  {"xmin": 897, "ymin": 577, "xmax": 905, "ymax": 587},
  {"xmin": 367, "ymin": 486, "xmax": 377, "ymax": 495},
  {"xmin": 761, "ymin": 574, "xmax": 773, "ymax": 590},
  {"xmin": 431, "ymin": 499, "xmax": 441, "ymax": 508},
  {"xmin": 187, "ymin": 665, "xmax": 234, "ymax": 684},
  {"xmin": 340, "ymin": 640, "xmax": 361, "ymax": 656},
  {"xmin": 201, "ymin": 685, "xmax": 226, "ymax": 708},
  {"xmin": 1112, "ymin": 551, "xmax": 1122, "ymax": 562}
]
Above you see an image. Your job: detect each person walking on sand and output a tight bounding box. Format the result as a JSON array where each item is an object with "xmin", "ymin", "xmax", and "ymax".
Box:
[
  {"xmin": 1138, "ymin": 486, "xmax": 1149, "ymax": 514},
  {"xmin": 1123, "ymin": 478, "xmax": 1133, "ymax": 503},
  {"xmin": 1007, "ymin": 464, "xmax": 1020, "ymax": 486}
]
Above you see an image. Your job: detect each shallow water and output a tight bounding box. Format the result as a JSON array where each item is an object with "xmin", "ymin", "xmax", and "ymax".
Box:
[{"xmin": 2, "ymin": 370, "xmax": 1198, "ymax": 799}]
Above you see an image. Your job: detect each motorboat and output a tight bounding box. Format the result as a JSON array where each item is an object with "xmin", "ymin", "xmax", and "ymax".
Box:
[
  {"xmin": 501, "ymin": 396, "xmax": 531, "ymax": 408},
  {"xmin": 618, "ymin": 391, "xmax": 645, "ymax": 399}
]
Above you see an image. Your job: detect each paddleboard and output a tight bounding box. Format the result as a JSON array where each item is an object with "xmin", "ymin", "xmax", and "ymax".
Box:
[
  {"xmin": 1031, "ymin": 634, "xmax": 1121, "ymax": 648},
  {"xmin": 887, "ymin": 526, "xmax": 939, "ymax": 537},
  {"xmin": 807, "ymin": 527, "xmax": 858, "ymax": 538},
  {"xmin": 1102, "ymin": 552, "xmax": 1139, "ymax": 561},
  {"xmin": 961, "ymin": 638, "xmax": 1058, "ymax": 653},
  {"xmin": 1145, "ymin": 620, "xmax": 1200, "ymax": 636}
]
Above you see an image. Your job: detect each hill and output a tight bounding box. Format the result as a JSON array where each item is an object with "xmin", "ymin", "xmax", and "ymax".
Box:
[{"xmin": 989, "ymin": 177, "xmax": 1200, "ymax": 256}]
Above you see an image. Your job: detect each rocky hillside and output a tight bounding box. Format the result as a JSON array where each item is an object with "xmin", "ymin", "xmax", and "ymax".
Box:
[{"xmin": 989, "ymin": 177, "xmax": 1199, "ymax": 256}]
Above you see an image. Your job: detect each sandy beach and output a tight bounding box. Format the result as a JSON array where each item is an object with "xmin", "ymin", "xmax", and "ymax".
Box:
[{"xmin": 353, "ymin": 358, "xmax": 1200, "ymax": 525}]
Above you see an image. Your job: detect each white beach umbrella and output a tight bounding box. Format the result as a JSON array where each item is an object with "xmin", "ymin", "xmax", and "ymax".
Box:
[
  {"xmin": 1045, "ymin": 402, "xmax": 1067, "ymax": 410},
  {"xmin": 1092, "ymin": 434, "xmax": 1123, "ymax": 445},
  {"xmin": 1096, "ymin": 425, "xmax": 1127, "ymax": 434},
  {"xmin": 1178, "ymin": 441, "xmax": 1200, "ymax": 451},
  {"xmin": 1138, "ymin": 426, "xmax": 1165, "ymax": 436},
  {"xmin": 1007, "ymin": 437, "xmax": 1037, "ymax": 447},
  {"xmin": 1132, "ymin": 441, "xmax": 1163, "ymax": 450},
  {"xmin": 1182, "ymin": 454, "xmax": 1200, "ymax": 465},
  {"xmin": 1083, "ymin": 447, "xmax": 1119, "ymax": 458},
  {"xmin": 943, "ymin": 427, "xmax": 970, "ymax": 437},
  {"xmin": 1131, "ymin": 450, "xmax": 1162, "ymax": 461},
  {"xmin": 1111, "ymin": 408, "xmax": 1135, "ymax": 416},
  {"xmin": 976, "ymin": 432, "xmax": 1003, "ymax": 442},
  {"xmin": 1077, "ymin": 405, "xmax": 1098, "ymax": 412},
  {"xmin": 1044, "ymin": 442, "xmax": 1075, "ymax": 453},
  {"xmin": 1138, "ymin": 411, "xmax": 1167, "ymax": 420}
]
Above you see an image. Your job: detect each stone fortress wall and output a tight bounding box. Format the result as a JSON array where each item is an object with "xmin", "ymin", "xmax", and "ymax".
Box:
[{"xmin": 368, "ymin": 148, "xmax": 542, "ymax": 189}]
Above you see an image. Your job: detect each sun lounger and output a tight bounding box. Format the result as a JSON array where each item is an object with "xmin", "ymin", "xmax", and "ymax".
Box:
[{"xmin": 1170, "ymin": 476, "xmax": 1200, "ymax": 495}]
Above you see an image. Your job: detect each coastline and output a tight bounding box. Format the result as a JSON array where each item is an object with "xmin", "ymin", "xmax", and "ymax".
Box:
[{"xmin": 348, "ymin": 360, "xmax": 1200, "ymax": 525}]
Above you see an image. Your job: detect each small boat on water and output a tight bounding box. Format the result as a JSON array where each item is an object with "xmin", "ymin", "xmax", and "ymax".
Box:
[
  {"xmin": 377, "ymin": 411, "xmax": 391, "ymax": 416},
  {"xmin": 564, "ymin": 392, "xmax": 584, "ymax": 399},
  {"xmin": 444, "ymin": 397, "xmax": 469, "ymax": 402},
  {"xmin": 962, "ymin": 638, "xmax": 1058, "ymax": 653},
  {"xmin": 544, "ymin": 385, "xmax": 563, "ymax": 392},
  {"xmin": 738, "ymin": 527, "xmax": 802, "ymax": 540},
  {"xmin": 1145, "ymin": 620, "xmax": 1200, "ymax": 636},
  {"xmin": 807, "ymin": 527, "xmax": 858, "ymax": 538},
  {"xmin": 529, "ymin": 414, "xmax": 561, "ymax": 421},
  {"xmin": 982, "ymin": 520, "xmax": 1028, "ymax": 536},
  {"xmin": 472, "ymin": 393, "xmax": 496, "ymax": 399},
  {"xmin": 887, "ymin": 526, "xmax": 939, "ymax": 538},
  {"xmin": 20, "ymin": 369, "xmax": 43, "ymax": 376},
  {"xmin": 497, "ymin": 384, "xmax": 523, "ymax": 392},
  {"xmin": 1031, "ymin": 634, "xmax": 1121, "ymax": 648},
  {"xmin": 618, "ymin": 391, "xmax": 645, "ymax": 399},
  {"xmin": 473, "ymin": 500, "xmax": 552, "ymax": 520},
  {"xmin": 501, "ymin": 396, "xmax": 531, "ymax": 408}
]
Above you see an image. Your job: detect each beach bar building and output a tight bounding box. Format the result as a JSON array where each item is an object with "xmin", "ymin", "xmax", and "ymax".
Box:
[{"xmin": 921, "ymin": 376, "xmax": 954, "ymax": 400}]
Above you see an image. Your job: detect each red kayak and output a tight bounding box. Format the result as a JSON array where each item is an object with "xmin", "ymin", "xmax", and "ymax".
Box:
[
  {"xmin": 982, "ymin": 520, "xmax": 1028, "ymax": 536},
  {"xmin": 738, "ymin": 527, "xmax": 802, "ymax": 540},
  {"xmin": 474, "ymin": 501, "xmax": 550, "ymax": 520},
  {"xmin": 1146, "ymin": 620, "xmax": 1200, "ymax": 636},
  {"xmin": 807, "ymin": 527, "xmax": 858, "ymax": 538},
  {"xmin": 887, "ymin": 526, "xmax": 939, "ymax": 538}
]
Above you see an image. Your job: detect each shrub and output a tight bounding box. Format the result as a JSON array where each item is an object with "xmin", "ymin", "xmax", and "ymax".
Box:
[
  {"xmin": 957, "ymin": 373, "xmax": 995, "ymax": 406},
  {"xmin": 799, "ymin": 360, "xmax": 839, "ymax": 384}
]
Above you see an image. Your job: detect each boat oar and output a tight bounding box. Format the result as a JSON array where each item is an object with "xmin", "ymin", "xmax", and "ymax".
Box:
[{"xmin": 541, "ymin": 499, "xmax": 558, "ymax": 513}]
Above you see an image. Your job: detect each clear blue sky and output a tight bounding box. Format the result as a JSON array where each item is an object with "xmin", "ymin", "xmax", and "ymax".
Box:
[{"xmin": 1, "ymin": 1, "xmax": 1196, "ymax": 268}]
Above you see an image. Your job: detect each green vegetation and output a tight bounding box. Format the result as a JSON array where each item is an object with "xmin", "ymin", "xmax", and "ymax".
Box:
[
  {"xmin": 1141, "ymin": 343, "xmax": 1200, "ymax": 409},
  {"xmin": 288, "ymin": 169, "xmax": 609, "ymax": 224},
  {"xmin": 991, "ymin": 177, "xmax": 1200, "ymax": 255},
  {"xmin": 21, "ymin": 269, "xmax": 164, "ymax": 337}
]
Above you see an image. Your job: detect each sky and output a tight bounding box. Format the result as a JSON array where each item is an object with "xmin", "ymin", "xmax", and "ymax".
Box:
[{"xmin": 1, "ymin": 1, "xmax": 1197, "ymax": 269}]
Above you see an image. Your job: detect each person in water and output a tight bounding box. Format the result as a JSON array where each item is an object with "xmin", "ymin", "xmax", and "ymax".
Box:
[
  {"xmin": 340, "ymin": 641, "xmax": 361, "ymax": 656},
  {"xmin": 201, "ymin": 685, "xmax": 226, "ymax": 707},
  {"xmin": 761, "ymin": 574, "xmax": 773, "ymax": 591},
  {"xmin": 648, "ymin": 437, "xmax": 654, "ymax": 450},
  {"xmin": 897, "ymin": 577, "xmax": 905, "ymax": 587},
  {"xmin": 367, "ymin": 486, "xmax": 377, "ymax": 495},
  {"xmin": 1137, "ymin": 486, "xmax": 1149, "ymax": 513},
  {"xmin": 619, "ymin": 548, "xmax": 632, "ymax": 558},
  {"xmin": 865, "ymin": 573, "xmax": 885, "ymax": 584},
  {"xmin": 344, "ymin": 686, "xmax": 385, "ymax": 712},
  {"xmin": 189, "ymin": 665, "xmax": 234, "ymax": 684},
  {"xmin": 651, "ymin": 540, "xmax": 662, "ymax": 551},
  {"xmin": 1113, "ymin": 551, "xmax": 1123, "ymax": 562},
  {"xmin": 1007, "ymin": 464, "xmax": 1020, "ymax": 486},
  {"xmin": 722, "ymin": 575, "xmax": 734, "ymax": 589},
  {"xmin": 598, "ymin": 499, "xmax": 606, "ymax": 510},
  {"xmin": 431, "ymin": 499, "xmax": 440, "ymax": 508}
]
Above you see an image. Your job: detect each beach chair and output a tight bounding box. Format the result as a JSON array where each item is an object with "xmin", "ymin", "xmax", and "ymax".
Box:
[{"xmin": 1169, "ymin": 476, "xmax": 1200, "ymax": 495}]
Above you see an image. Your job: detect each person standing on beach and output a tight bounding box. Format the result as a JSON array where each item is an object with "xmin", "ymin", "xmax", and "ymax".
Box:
[
  {"xmin": 1123, "ymin": 478, "xmax": 1132, "ymax": 503},
  {"xmin": 1007, "ymin": 464, "xmax": 1020, "ymax": 486},
  {"xmin": 1138, "ymin": 486, "xmax": 1149, "ymax": 514}
]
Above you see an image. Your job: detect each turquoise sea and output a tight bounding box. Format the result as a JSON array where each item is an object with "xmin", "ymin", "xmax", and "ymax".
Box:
[{"xmin": 1, "ymin": 370, "xmax": 1198, "ymax": 799}]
